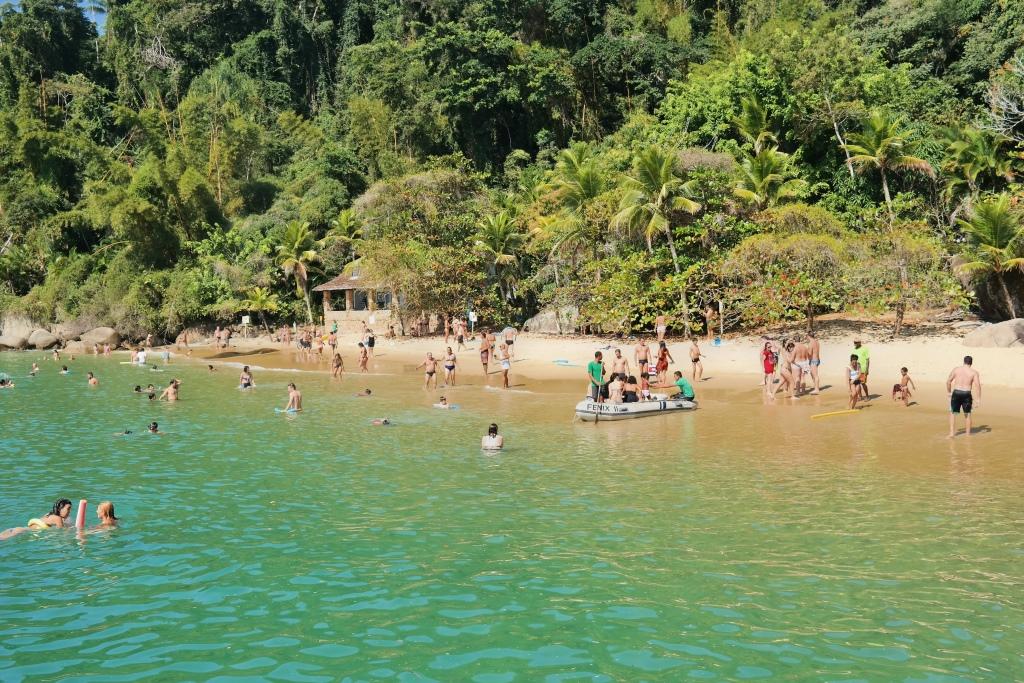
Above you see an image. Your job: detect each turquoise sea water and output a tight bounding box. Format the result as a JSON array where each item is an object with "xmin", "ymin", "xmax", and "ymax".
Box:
[{"xmin": 0, "ymin": 355, "xmax": 1021, "ymax": 681}]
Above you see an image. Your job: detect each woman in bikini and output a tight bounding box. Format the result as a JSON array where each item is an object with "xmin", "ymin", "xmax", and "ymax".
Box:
[
  {"xmin": 655, "ymin": 341, "xmax": 674, "ymax": 386},
  {"xmin": 1, "ymin": 498, "xmax": 72, "ymax": 540},
  {"xmin": 331, "ymin": 353, "xmax": 344, "ymax": 379},
  {"xmin": 498, "ymin": 343, "xmax": 511, "ymax": 389},
  {"xmin": 239, "ymin": 366, "xmax": 255, "ymax": 389},
  {"xmin": 443, "ymin": 347, "xmax": 457, "ymax": 387}
]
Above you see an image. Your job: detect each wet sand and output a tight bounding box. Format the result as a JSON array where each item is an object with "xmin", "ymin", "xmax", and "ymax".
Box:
[{"xmin": 162, "ymin": 333, "xmax": 1024, "ymax": 486}]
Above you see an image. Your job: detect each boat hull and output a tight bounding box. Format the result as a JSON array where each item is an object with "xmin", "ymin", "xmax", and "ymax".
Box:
[{"xmin": 574, "ymin": 398, "xmax": 697, "ymax": 421}]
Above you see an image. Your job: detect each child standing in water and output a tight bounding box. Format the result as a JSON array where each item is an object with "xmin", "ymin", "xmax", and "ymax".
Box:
[{"xmin": 892, "ymin": 367, "xmax": 916, "ymax": 406}]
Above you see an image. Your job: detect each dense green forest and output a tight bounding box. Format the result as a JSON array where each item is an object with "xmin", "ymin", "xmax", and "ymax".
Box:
[{"xmin": 1, "ymin": 0, "xmax": 1023, "ymax": 338}]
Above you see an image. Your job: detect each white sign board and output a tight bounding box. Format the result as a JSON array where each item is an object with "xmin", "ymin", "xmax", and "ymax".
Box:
[
  {"xmin": 469, "ymin": 312, "xmax": 478, "ymax": 322},
  {"xmin": 241, "ymin": 316, "xmax": 251, "ymax": 326}
]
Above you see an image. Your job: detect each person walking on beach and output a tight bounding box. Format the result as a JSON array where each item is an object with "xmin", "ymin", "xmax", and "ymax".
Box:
[
  {"xmin": 358, "ymin": 342, "xmax": 369, "ymax": 372},
  {"xmin": 761, "ymin": 341, "xmax": 776, "ymax": 399},
  {"xmin": 688, "ymin": 337, "xmax": 704, "ymax": 382},
  {"xmin": 892, "ymin": 367, "xmax": 915, "ymax": 406},
  {"xmin": 365, "ymin": 328, "xmax": 376, "ymax": 358},
  {"xmin": 655, "ymin": 314, "xmax": 667, "ymax": 342},
  {"xmin": 655, "ymin": 341, "xmax": 673, "ymax": 386},
  {"xmin": 498, "ymin": 343, "xmax": 511, "ymax": 389},
  {"xmin": 443, "ymin": 346, "xmax": 457, "ymax": 387},
  {"xmin": 328, "ymin": 330, "xmax": 337, "ymax": 355},
  {"xmin": 285, "ymin": 383, "xmax": 303, "ymax": 411},
  {"xmin": 587, "ymin": 351, "xmax": 605, "ymax": 402},
  {"xmin": 611, "ymin": 348, "xmax": 630, "ymax": 378},
  {"xmin": 808, "ymin": 331, "xmax": 821, "ymax": 394},
  {"xmin": 947, "ymin": 356, "xmax": 981, "ymax": 438},
  {"xmin": 418, "ymin": 352, "xmax": 439, "ymax": 389},
  {"xmin": 331, "ymin": 353, "xmax": 344, "ymax": 379},
  {"xmin": 853, "ymin": 340, "xmax": 870, "ymax": 400},
  {"xmin": 845, "ymin": 355, "xmax": 862, "ymax": 409}
]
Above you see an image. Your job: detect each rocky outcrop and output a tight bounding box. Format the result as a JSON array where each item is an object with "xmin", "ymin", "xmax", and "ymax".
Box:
[
  {"xmin": 523, "ymin": 306, "xmax": 579, "ymax": 335},
  {"xmin": 80, "ymin": 327, "xmax": 120, "ymax": 347},
  {"xmin": 52, "ymin": 320, "xmax": 93, "ymax": 341},
  {"xmin": 0, "ymin": 315, "xmax": 37, "ymax": 339},
  {"xmin": 963, "ymin": 319, "xmax": 1024, "ymax": 348},
  {"xmin": 0, "ymin": 334, "xmax": 28, "ymax": 350},
  {"xmin": 28, "ymin": 329, "xmax": 59, "ymax": 349}
]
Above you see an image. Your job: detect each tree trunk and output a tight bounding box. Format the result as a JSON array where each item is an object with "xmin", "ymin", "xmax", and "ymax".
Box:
[
  {"xmin": 664, "ymin": 225, "xmax": 681, "ymax": 275},
  {"xmin": 997, "ymin": 272, "xmax": 1018, "ymax": 319},
  {"xmin": 880, "ymin": 167, "xmax": 894, "ymax": 220},
  {"xmin": 825, "ymin": 95, "xmax": 855, "ymax": 180}
]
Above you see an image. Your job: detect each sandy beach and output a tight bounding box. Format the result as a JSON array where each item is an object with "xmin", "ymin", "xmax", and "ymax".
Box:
[{"xmin": 169, "ymin": 323, "xmax": 1024, "ymax": 426}]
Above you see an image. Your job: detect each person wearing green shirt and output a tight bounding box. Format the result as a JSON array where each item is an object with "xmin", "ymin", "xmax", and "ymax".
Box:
[
  {"xmin": 672, "ymin": 370, "xmax": 695, "ymax": 400},
  {"xmin": 586, "ymin": 352, "xmax": 605, "ymax": 402},
  {"xmin": 853, "ymin": 340, "xmax": 870, "ymax": 399}
]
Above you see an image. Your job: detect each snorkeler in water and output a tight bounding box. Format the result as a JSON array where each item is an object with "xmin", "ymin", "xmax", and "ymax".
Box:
[{"xmin": 354, "ymin": 388, "xmax": 372, "ymax": 397}]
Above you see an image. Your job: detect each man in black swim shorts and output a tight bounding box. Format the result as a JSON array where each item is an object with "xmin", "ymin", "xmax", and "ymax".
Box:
[{"xmin": 946, "ymin": 355, "xmax": 981, "ymax": 438}]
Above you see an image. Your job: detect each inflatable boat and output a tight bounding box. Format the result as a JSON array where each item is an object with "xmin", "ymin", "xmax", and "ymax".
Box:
[{"xmin": 574, "ymin": 394, "xmax": 697, "ymax": 422}]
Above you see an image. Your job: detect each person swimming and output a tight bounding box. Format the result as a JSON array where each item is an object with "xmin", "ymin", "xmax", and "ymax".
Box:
[
  {"xmin": 371, "ymin": 417, "xmax": 391, "ymax": 426},
  {"xmin": 354, "ymin": 388, "xmax": 372, "ymax": 397},
  {"xmin": 60, "ymin": 365, "xmax": 70, "ymax": 374},
  {"xmin": 0, "ymin": 378, "xmax": 13, "ymax": 389},
  {"xmin": 0, "ymin": 498, "xmax": 72, "ymax": 540},
  {"xmin": 133, "ymin": 385, "xmax": 142, "ymax": 393},
  {"xmin": 29, "ymin": 363, "xmax": 39, "ymax": 376},
  {"xmin": 148, "ymin": 422, "xmax": 161, "ymax": 434},
  {"xmin": 434, "ymin": 396, "xmax": 453, "ymax": 409},
  {"xmin": 95, "ymin": 501, "xmax": 118, "ymax": 527},
  {"xmin": 481, "ymin": 423, "xmax": 503, "ymax": 450}
]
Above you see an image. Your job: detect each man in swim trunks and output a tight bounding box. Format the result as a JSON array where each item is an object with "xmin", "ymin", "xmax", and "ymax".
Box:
[
  {"xmin": 587, "ymin": 351, "xmax": 605, "ymax": 402},
  {"xmin": 611, "ymin": 349, "xmax": 630, "ymax": 378},
  {"xmin": 503, "ymin": 327, "xmax": 517, "ymax": 359},
  {"xmin": 286, "ymin": 383, "xmax": 303, "ymax": 411},
  {"xmin": 478, "ymin": 331, "xmax": 490, "ymax": 376},
  {"xmin": 946, "ymin": 356, "xmax": 981, "ymax": 438},
  {"xmin": 853, "ymin": 340, "xmax": 870, "ymax": 400},
  {"xmin": 688, "ymin": 337, "xmax": 704, "ymax": 382},
  {"xmin": 807, "ymin": 331, "xmax": 821, "ymax": 394},
  {"xmin": 672, "ymin": 371, "xmax": 696, "ymax": 400},
  {"xmin": 634, "ymin": 338, "xmax": 650, "ymax": 372},
  {"xmin": 418, "ymin": 352, "xmax": 439, "ymax": 389}
]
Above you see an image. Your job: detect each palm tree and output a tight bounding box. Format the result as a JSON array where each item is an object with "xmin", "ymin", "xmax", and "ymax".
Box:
[
  {"xmin": 844, "ymin": 110, "xmax": 935, "ymax": 219},
  {"xmin": 274, "ymin": 220, "xmax": 320, "ymax": 323},
  {"xmin": 474, "ymin": 211, "xmax": 527, "ymax": 302},
  {"xmin": 942, "ymin": 126, "xmax": 1015, "ymax": 198},
  {"xmin": 956, "ymin": 194, "xmax": 1024, "ymax": 319},
  {"xmin": 612, "ymin": 146, "xmax": 702, "ymax": 275},
  {"xmin": 732, "ymin": 148, "xmax": 806, "ymax": 210},
  {"xmin": 733, "ymin": 96, "xmax": 778, "ymax": 154},
  {"xmin": 322, "ymin": 208, "xmax": 363, "ymax": 263},
  {"xmin": 241, "ymin": 287, "xmax": 280, "ymax": 332}
]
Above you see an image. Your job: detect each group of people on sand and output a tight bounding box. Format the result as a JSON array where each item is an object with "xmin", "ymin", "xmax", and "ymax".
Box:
[
  {"xmin": 760, "ymin": 332, "xmax": 822, "ymax": 399},
  {"xmin": 415, "ymin": 324, "xmax": 517, "ymax": 391},
  {"xmin": 1, "ymin": 499, "xmax": 118, "ymax": 541}
]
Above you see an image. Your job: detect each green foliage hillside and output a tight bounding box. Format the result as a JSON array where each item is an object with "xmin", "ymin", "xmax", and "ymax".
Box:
[{"xmin": 0, "ymin": 0, "xmax": 1022, "ymax": 337}]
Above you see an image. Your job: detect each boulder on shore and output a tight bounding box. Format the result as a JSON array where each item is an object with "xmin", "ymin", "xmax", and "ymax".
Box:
[
  {"xmin": 0, "ymin": 334, "xmax": 28, "ymax": 350},
  {"xmin": 522, "ymin": 306, "xmax": 579, "ymax": 335},
  {"xmin": 963, "ymin": 319, "xmax": 1024, "ymax": 348},
  {"xmin": 80, "ymin": 327, "xmax": 120, "ymax": 347},
  {"xmin": 28, "ymin": 329, "xmax": 59, "ymax": 349},
  {"xmin": 62, "ymin": 341, "xmax": 87, "ymax": 355}
]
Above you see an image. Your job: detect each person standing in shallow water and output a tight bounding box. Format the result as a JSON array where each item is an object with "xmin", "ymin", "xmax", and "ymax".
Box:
[
  {"xmin": 285, "ymin": 383, "xmax": 303, "ymax": 411},
  {"xmin": 947, "ymin": 356, "xmax": 981, "ymax": 438}
]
